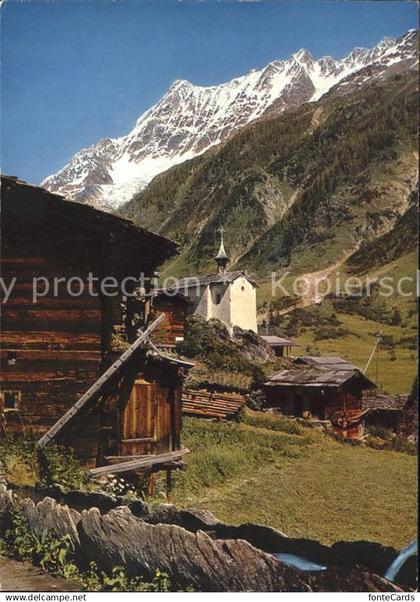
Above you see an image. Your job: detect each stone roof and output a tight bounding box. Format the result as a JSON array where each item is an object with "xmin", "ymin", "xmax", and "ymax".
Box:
[
  {"xmin": 260, "ymin": 335, "xmax": 298, "ymax": 347},
  {"xmin": 294, "ymin": 356, "xmax": 360, "ymax": 371},
  {"xmin": 362, "ymin": 394, "xmax": 409, "ymax": 412},
  {"xmin": 265, "ymin": 367, "xmax": 375, "ymax": 389}
]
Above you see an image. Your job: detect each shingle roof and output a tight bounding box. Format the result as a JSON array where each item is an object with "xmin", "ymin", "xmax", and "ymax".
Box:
[
  {"xmin": 362, "ymin": 395, "xmax": 409, "ymax": 412},
  {"xmin": 265, "ymin": 367, "xmax": 375, "ymax": 389},
  {"xmin": 294, "ymin": 356, "xmax": 360, "ymax": 371},
  {"xmin": 148, "ymin": 287, "xmax": 192, "ymax": 304},
  {"xmin": 176, "ymin": 271, "xmax": 258, "ymax": 289}
]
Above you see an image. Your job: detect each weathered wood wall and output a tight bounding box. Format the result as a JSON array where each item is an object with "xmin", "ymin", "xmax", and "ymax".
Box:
[
  {"xmin": 152, "ymin": 296, "xmax": 189, "ymax": 346},
  {"xmin": 0, "ymin": 252, "xmax": 111, "ymax": 464}
]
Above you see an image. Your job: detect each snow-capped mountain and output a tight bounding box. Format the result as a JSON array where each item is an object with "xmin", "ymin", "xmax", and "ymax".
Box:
[{"xmin": 42, "ymin": 30, "xmax": 418, "ymax": 210}]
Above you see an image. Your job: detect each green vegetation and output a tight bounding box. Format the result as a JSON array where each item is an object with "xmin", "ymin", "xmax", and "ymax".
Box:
[
  {"xmin": 1, "ymin": 414, "xmax": 416, "ymax": 554},
  {"xmin": 177, "ymin": 315, "xmax": 265, "ymax": 386},
  {"xmin": 0, "ymin": 438, "xmax": 89, "ymax": 491},
  {"xmin": 259, "ymin": 246, "xmax": 417, "ymax": 394},
  {"xmin": 168, "ymin": 413, "xmax": 417, "ymax": 548}
]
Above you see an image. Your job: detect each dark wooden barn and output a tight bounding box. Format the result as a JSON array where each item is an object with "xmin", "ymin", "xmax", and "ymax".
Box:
[
  {"xmin": 0, "ymin": 175, "xmax": 191, "ymax": 473},
  {"xmin": 263, "ymin": 356, "xmax": 376, "ymax": 439},
  {"xmin": 362, "ymin": 394, "xmax": 415, "ymax": 436}
]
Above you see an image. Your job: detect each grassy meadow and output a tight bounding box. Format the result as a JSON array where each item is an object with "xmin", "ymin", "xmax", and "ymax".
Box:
[{"xmin": 168, "ymin": 413, "xmax": 417, "ymax": 549}]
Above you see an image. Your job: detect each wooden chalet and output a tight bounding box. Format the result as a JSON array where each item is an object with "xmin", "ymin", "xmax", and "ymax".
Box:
[
  {"xmin": 263, "ymin": 356, "xmax": 376, "ymax": 439},
  {"xmin": 0, "ymin": 175, "xmax": 192, "ymax": 474}
]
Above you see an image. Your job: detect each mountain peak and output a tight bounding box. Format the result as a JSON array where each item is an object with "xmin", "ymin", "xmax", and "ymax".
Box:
[
  {"xmin": 168, "ymin": 78, "xmax": 195, "ymax": 92},
  {"xmin": 292, "ymin": 48, "xmax": 314, "ymax": 63},
  {"xmin": 41, "ymin": 30, "xmax": 417, "ymax": 211}
]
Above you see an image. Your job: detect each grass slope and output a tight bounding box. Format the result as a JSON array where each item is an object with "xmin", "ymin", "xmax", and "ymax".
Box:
[{"xmin": 170, "ymin": 413, "xmax": 416, "ymax": 548}]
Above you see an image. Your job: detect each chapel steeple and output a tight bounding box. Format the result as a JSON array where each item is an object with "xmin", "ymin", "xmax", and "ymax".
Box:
[{"xmin": 215, "ymin": 226, "xmax": 229, "ymax": 274}]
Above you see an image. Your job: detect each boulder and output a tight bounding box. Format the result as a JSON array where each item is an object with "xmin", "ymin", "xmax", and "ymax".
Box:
[
  {"xmin": 308, "ymin": 566, "xmax": 403, "ymax": 592},
  {"xmin": 18, "ymin": 496, "xmax": 81, "ymax": 546},
  {"xmin": 179, "ymin": 508, "xmax": 220, "ymax": 531},
  {"xmin": 146, "ymin": 503, "xmax": 180, "ymax": 525},
  {"xmin": 126, "ymin": 498, "xmax": 151, "ymax": 520},
  {"xmin": 330, "ymin": 540, "xmax": 397, "ymax": 575}
]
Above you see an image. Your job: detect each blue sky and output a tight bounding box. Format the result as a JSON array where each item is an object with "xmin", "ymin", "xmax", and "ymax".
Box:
[{"xmin": 1, "ymin": 1, "xmax": 417, "ymax": 185}]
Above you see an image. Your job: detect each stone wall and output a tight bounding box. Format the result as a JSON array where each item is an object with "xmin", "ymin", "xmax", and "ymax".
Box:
[{"xmin": 0, "ymin": 486, "xmax": 413, "ymax": 592}]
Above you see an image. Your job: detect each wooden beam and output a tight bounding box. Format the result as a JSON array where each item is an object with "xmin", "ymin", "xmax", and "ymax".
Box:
[
  {"xmin": 36, "ymin": 314, "xmax": 166, "ymax": 448},
  {"xmin": 89, "ymin": 447, "xmax": 190, "ymax": 476}
]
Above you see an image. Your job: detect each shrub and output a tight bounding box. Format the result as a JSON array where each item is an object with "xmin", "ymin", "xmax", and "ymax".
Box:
[
  {"xmin": 177, "ymin": 315, "xmax": 264, "ymax": 385},
  {"xmin": 246, "ymin": 390, "xmax": 265, "ymax": 411},
  {"xmin": 314, "ymin": 326, "xmax": 349, "ymax": 340},
  {"xmin": 0, "ymin": 436, "xmax": 89, "ymax": 491}
]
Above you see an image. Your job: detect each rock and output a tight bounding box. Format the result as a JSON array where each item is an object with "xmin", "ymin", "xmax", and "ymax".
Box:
[
  {"xmin": 213, "ymin": 522, "xmax": 291, "ymax": 554},
  {"xmin": 394, "ymin": 554, "xmax": 418, "ymax": 591},
  {"xmin": 330, "ymin": 540, "xmax": 396, "ymax": 575},
  {"xmin": 233, "ymin": 327, "xmax": 275, "ymax": 363},
  {"xmin": 0, "ymin": 490, "xmax": 411, "ymax": 592},
  {"xmin": 179, "ymin": 508, "xmax": 220, "ymax": 532},
  {"xmin": 126, "ymin": 498, "xmax": 151, "ymax": 520},
  {"xmin": 77, "ymin": 506, "xmax": 404, "ymax": 592},
  {"xmin": 147, "ymin": 503, "xmax": 180, "ymax": 525},
  {"xmin": 143, "ymin": 504, "xmax": 219, "ymax": 531},
  {"xmin": 18, "ymin": 497, "xmax": 81, "ymax": 546},
  {"xmin": 77, "ymin": 506, "xmax": 311, "ymax": 591}
]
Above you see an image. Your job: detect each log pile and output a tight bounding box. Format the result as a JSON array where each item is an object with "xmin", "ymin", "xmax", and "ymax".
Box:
[{"xmin": 182, "ymin": 389, "xmax": 245, "ymax": 420}]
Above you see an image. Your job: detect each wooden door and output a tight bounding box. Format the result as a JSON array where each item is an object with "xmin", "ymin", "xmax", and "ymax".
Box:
[{"xmin": 119, "ymin": 378, "xmax": 157, "ymax": 457}]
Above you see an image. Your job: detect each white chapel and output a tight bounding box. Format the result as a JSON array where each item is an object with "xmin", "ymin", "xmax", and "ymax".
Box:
[{"xmin": 175, "ymin": 229, "xmax": 258, "ymax": 335}]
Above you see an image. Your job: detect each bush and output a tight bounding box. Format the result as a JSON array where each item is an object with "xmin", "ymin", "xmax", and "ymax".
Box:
[
  {"xmin": 0, "ymin": 437, "xmax": 89, "ymax": 491},
  {"xmin": 177, "ymin": 316, "xmax": 265, "ymax": 385},
  {"xmin": 246, "ymin": 390, "xmax": 265, "ymax": 411},
  {"xmin": 314, "ymin": 326, "xmax": 349, "ymax": 340}
]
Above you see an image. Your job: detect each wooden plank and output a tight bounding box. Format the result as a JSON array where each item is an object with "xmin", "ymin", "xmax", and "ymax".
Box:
[
  {"xmin": 36, "ymin": 314, "xmax": 166, "ymax": 448},
  {"xmin": 120, "ymin": 437, "xmax": 156, "ymax": 444},
  {"xmin": 89, "ymin": 447, "xmax": 190, "ymax": 476}
]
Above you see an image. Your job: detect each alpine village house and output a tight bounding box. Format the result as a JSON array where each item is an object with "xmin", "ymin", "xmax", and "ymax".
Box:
[{"xmin": 0, "ymin": 175, "xmax": 192, "ymax": 481}]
